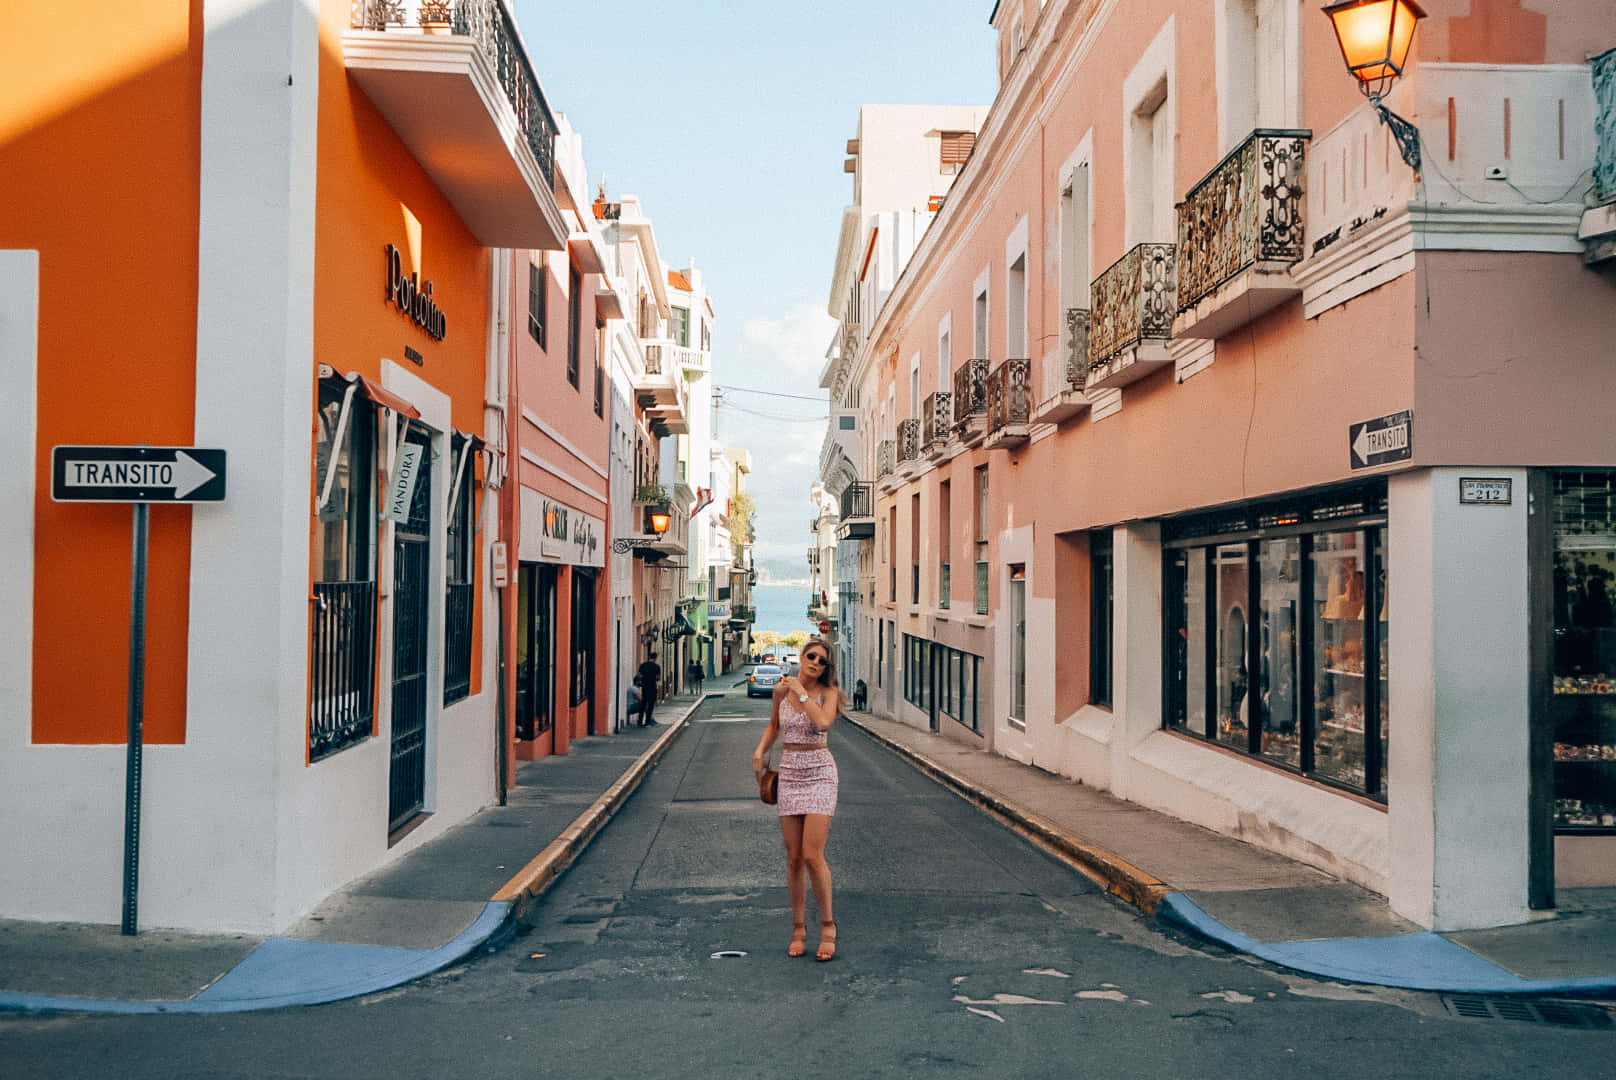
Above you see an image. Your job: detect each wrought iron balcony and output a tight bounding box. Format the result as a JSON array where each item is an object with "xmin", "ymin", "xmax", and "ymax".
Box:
[
  {"xmin": 985, "ymin": 359, "xmax": 1031, "ymax": 449},
  {"xmin": 952, "ymin": 359, "xmax": 988, "ymax": 443},
  {"xmin": 897, "ymin": 418, "xmax": 922, "ymax": 469},
  {"xmin": 1033, "ymin": 308, "xmax": 1091, "ymax": 425},
  {"xmin": 1087, "ymin": 243, "xmax": 1175, "ymax": 391},
  {"xmin": 345, "ymin": 0, "xmax": 565, "ymax": 249},
  {"xmin": 876, "ymin": 439, "xmax": 895, "ymax": 480},
  {"xmin": 837, "ymin": 481, "xmax": 874, "ymax": 540},
  {"xmin": 922, "ymin": 391, "xmax": 953, "ymax": 457},
  {"xmin": 1174, "ymin": 129, "xmax": 1309, "ymax": 340}
]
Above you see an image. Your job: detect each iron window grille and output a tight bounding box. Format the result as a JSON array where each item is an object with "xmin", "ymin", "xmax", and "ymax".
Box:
[
  {"xmin": 443, "ymin": 433, "xmax": 476, "ymax": 706},
  {"xmin": 310, "ymin": 382, "xmax": 378, "ymax": 760}
]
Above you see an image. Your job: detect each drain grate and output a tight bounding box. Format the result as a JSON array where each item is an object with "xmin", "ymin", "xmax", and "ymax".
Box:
[{"xmin": 1443, "ymin": 996, "xmax": 1615, "ymax": 1029}]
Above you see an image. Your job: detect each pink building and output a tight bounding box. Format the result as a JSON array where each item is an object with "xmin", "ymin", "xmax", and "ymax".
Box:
[{"xmin": 829, "ymin": 0, "xmax": 1616, "ymax": 931}]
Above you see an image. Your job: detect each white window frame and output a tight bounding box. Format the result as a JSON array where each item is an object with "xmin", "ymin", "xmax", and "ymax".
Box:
[
  {"xmin": 909, "ymin": 351, "xmax": 921, "ymax": 418},
  {"xmin": 1215, "ymin": 0, "xmax": 1301, "ymax": 152},
  {"xmin": 972, "ymin": 265, "xmax": 991, "ymax": 361},
  {"xmin": 1004, "ymin": 215, "xmax": 1029, "ymax": 360},
  {"xmin": 1058, "ymin": 132, "xmax": 1095, "ymax": 315},
  {"xmin": 937, "ymin": 312, "xmax": 952, "ymax": 389},
  {"xmin": 1123, "ymin": 18, "xmax": 1177, "ymax": 248}
]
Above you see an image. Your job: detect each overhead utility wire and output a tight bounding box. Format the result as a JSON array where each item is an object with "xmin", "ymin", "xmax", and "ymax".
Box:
[{"xmin": 716, "ymin": 384, "xmax": 828, "ymax": 402}]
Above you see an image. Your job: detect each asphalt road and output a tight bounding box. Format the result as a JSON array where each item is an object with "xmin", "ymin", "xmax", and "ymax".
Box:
[{"xmin": 3, "ymin": 693, "xmax": 1612, "ymax": 1078}]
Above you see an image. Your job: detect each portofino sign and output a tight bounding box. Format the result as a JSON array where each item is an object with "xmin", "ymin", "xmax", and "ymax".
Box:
[{"xmin": 385, "ymin": 244, "xmax": 447, "ymax": 341}]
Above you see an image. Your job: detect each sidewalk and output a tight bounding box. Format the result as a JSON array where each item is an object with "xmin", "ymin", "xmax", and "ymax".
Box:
[
  {"xmin": 843, "ymin": 710, "xmax": 1616, "ymax": 996},
  {"xmin": 0, "ymin": 692, "xmax": 711, "ymax": 1015}
]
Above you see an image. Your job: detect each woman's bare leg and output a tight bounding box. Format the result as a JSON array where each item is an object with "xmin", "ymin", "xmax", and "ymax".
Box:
[
  {"xmin": 779, "ymin": 815, "xmax": 808, "ymax": 954},
  {"xmin": 801, "ymin": 814, "xmax": 835, "ymax": 959}
]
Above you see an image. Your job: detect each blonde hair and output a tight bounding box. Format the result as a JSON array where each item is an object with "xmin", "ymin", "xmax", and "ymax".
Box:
[{"xmin": 800, "ymin": 637, "xmax": 842, "ymax": 703}]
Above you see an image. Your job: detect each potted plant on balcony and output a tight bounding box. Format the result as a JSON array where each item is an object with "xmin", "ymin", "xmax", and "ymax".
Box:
[
  {"xmin": 419, "ymin": 0, "xmax": 453, "ymax": 34},
  {"xmin": 633, "ymin": 483, "xmax": 671, "ymax": 506}
]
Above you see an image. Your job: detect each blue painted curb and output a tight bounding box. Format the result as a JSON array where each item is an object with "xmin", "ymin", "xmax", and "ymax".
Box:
[
  {"xmin": 1158, "ymin": 893, "xmax": 1616, "ymax": 996},
  {"xmin": 0, "ymin": 900, "xmax": 512, "ymax": 1015}
]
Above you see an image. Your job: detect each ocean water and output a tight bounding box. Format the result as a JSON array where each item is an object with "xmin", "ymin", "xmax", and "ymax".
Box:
[{"xmin": 749, "ymin": 583, "xmax": 815, "ymax": 637}]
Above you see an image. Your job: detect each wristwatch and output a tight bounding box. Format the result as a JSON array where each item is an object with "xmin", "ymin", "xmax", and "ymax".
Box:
[{"xmin": 797, "ymin": 692, "xmax": 809, "ymax": 703}]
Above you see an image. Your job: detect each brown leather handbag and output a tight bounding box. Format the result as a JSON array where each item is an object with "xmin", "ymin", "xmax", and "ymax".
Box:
[{"xmin": 758, "ymin": 762, "xmax": 778, "ymax": 805}]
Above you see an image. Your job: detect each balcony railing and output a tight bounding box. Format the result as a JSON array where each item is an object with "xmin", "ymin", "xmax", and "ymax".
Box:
[
  {"xmin": 839, "ymin": 480, "xmax": 873, "ymax": 520},
  {"xmin": 952, "ymin": 359, "xmax": 988, "ymax": 438},
  {"xmin": 1088, "ymin": 243, "xmax": 1175, "ymax": 389},
  {"xmin": 897, "ymin": 418, "xmax": 921, "ymax": 465},
  {"xmin": 923, "ymin": 390, "xmax": 953, "ymax": 452},
  {"xmin": 310, "ymin": 580, "xmax": 378, "ymax": 761},
  {"xmin": 352, "ymin": 1, "xmax": 556, "ymax": 186},
  {"xmin": 1177, "ymin": 130, "xmax": 1308, "ymax": 311},
  {"xmin": 985, "ymin": 358, "xmax": 1031, "ymax": 447},
  {"xmin": 876, "ymin": 439, "xmax": 895, "ymax": 479},
  {"xmin": 643, "ymin": 344, "xmax": 663, "ymax": 374},
  {"xmin": 443, "ymin": 580, "xmax": 473, "ymax": 705}
]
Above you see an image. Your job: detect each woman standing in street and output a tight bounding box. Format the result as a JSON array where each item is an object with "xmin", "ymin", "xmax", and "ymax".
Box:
[{"xmin": 753, "ymin": 638, "xmax": 843, "ymax": 961}]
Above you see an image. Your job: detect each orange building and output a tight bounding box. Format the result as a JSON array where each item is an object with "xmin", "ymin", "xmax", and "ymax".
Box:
[{"xmin": 0, "ymin": 0, "xmax": 583, "ymax": 933}]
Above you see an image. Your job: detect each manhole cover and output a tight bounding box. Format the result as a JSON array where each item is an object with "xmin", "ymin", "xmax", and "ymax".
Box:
[
  {"xmin": 710, "ymin": 950, "xmax": 749, "ymax": 959},
  {"xmin": 1443, "ymin": 996, "xmax": 1615, "ymax": 1029}
]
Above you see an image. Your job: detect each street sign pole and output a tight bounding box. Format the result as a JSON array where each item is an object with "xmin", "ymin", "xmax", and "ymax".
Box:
[
  {"xmin": 122, "ymin": 502, "xmax": 148, "ymax": 935},
  {"xmin": 49, "ymin": 445, "xmax": 227, "ymax": 936}
]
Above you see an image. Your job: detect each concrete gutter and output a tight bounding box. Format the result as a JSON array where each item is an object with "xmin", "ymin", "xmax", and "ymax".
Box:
[{"xmin": 491, "ymin": 706, "xmax": 694, "ymax": 921}]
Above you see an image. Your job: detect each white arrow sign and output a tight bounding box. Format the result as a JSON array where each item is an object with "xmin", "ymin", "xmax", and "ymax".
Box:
[{"xmin": 65, "ymin": 451, "xmax": 219, "ymax": 499}]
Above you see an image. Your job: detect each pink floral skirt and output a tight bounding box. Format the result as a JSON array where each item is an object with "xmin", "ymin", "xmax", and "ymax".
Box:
[{"xmin": 777, "ymin": 748, "xmax": 838, "ymax": 817}]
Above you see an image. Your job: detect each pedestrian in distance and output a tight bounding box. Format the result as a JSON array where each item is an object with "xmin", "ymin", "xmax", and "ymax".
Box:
[
  {"xmin": 752, "ymin": 637, "xmax": 843, "ymax": 961},
  {"xmin": 687, "ymin": 659, "xmax": 704, "ymax": 694},
  {"xmin": 637, "ymin": 651, "xmax": 661, "ymax": 726}
]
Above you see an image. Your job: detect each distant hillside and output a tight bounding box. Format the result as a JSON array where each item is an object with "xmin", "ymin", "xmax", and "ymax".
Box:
[{"xmin": 756, "ymin": 558, "xmax": 807, "ymax": 585}]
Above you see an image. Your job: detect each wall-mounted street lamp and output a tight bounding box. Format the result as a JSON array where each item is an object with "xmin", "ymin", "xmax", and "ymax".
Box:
[
  {"xmin": 611, "ymin": 504, "xmax": 672, "ymax": 554},
  {"xmin": 1324, "ymin": 0, "xmax": 1426, "ymax": 171}
]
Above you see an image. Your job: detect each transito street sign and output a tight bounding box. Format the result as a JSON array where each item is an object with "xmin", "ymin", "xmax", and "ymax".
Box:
[
  {"xmin": 1348, "ymin": 411, "xmax": 1413, "ymax": 470},
  {"xmin": 52, "ymin": 445, "xmax": 228, "ymax": 503}
]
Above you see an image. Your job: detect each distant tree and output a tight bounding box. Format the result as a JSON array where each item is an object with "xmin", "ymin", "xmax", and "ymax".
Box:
[
  {"xmin": 782, "ymin": 631, "xmax": 810, "ymax": 650},
  {"xmin": 751, "ymin": 630, "xmax": 782, "ymax": 656}
]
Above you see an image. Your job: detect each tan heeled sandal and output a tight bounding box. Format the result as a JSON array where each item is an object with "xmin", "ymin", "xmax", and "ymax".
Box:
[
  {"xmin": 787, "ymin": 922, "xmax": 807, "ymax": 957},
  {"xmin": 815, "ymin": 920, "xmax": 837, "ymax": 962}
]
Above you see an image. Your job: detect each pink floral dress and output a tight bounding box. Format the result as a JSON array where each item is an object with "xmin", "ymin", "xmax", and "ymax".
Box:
[{"xmin": 777, "ymin": 692, "xmax": 838, "ymax": 817}]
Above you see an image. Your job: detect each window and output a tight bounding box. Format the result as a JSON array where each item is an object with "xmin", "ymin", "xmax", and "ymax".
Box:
[
  {"xmin": 938, "ymin": 322, "xmax": 951, "ymax": 389},
  {"xmin": 1009, "ymin": 565, "xmax": 1027, "ymax": 726},
  {"xmin": 909, "ymin": 352, "xmax": 920, "ymax": 420},
  {"xmin": 911, "ymin": 492, "xmax": 921, "ymax": 605},
  {"xmin": 1551, "ymin": 471, "xmax": 1616, "ymax": 833},
  {"xmin": 669, "ymin": 305, "xmax": 690, "ymax": 347},
  {"xmin": 839, "ymin": 415, "xmax": 856, "ymax": 430},
  {"xmin": 1007, "ymin": 253, "xmax": 1027, "ymax": 358},
  {"xmin": 1219, "ymin": 0, "xmax": 1291, "ymax": 151},
  {"xmin": 311, "ymin": 381, "xmax": 377, "ymax": 760},
  {"xmin": 1060, "ymin": 162, "xmax": 1091, "ymax": 314},
  {"xmin": 1128, "ymin": 81, "xmax": 1173, "ymax": 245},
  {"xmin": 940, "ymin": 130, "xmax": 976, "ymax": 174},
  {"xmin": 566, "ymin": 264, "xmax": 581, "ymax": 388},
  {"xmin": 700, "ymin": 319, "xmax": 711, "ymax": 352},
  {"xmin": 594, "ymin": 317, "xmax": 604, "ymax": 417},
  {"xmin": 528, "ymin": 261, "xmax": 547, "ymax": 347},
  {"xmin": 1164, "ymin": 483, "xmax": 1389, "ymax": 798},
  {"xmin": 973, "ymin": 286, "xmax": 989, "ymax": 359},
  {"xmin": 939, "ymin": 480, "xmax": 952, "ymax": 610},
  {"xmin": 975, "ymin": 465, "xmax": 990, "ymax": 614},
  {"xmin": 444, "ymin": 433, "xmax": 475, "ymax": 705},
  {"xmin": 1090, "ymin": 531, "xmax": 1114, "ymax": 707},
  {"xmin": 905, "ymin": 633, "xmax": 983, "ymax": 732},
  {"xmin": 570, "ymin": 570, "xmax": 595, "ymax": 707}
]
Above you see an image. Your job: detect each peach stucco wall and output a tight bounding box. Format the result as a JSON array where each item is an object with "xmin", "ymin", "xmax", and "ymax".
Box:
[{"xmin": 4, "ymin": 0, "xmax": 203, "ymax": 744}]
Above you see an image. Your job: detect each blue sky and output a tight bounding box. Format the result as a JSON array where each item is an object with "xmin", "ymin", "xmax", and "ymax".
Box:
[{"xmin": 518, "ymin": 0, "xmax": 997, "ymax": 572}]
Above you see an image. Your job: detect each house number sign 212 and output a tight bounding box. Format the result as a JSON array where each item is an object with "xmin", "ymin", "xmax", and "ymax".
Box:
[{"xmin": 1459, "ymin": 477, "xmax": 1512, "ymax": 505}]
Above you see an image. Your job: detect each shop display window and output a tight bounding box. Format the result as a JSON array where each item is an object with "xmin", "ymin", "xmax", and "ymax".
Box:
[
  {"xmin": 1552, "ymin": 471, "xmax": 1616, "ymax": 833},
  {"xmin": 1162, "ymin": 483, "xmax": 1387, "ymax": 799}
]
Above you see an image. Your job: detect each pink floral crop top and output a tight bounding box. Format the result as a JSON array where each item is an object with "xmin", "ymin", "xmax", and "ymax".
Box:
[{"xmin": 779, "ymin": 692, "xmax": 829, "ymax": 747}]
